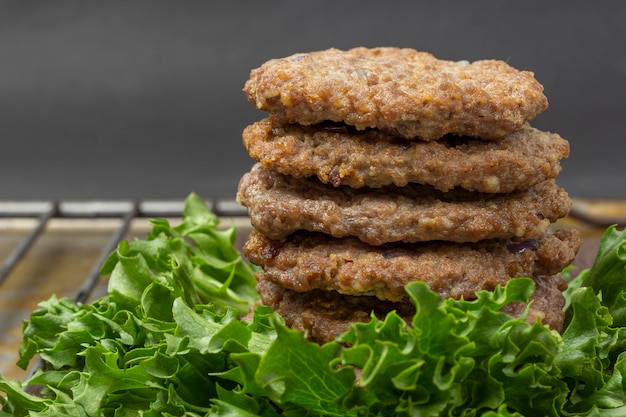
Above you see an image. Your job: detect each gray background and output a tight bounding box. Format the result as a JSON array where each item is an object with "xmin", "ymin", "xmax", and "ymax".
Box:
[{"xmin": 1, "ymin": 1, "xmax": 625, "ymax": 201}]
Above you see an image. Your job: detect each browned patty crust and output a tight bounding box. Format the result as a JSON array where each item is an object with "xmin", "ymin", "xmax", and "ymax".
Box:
[
  {"xmin": 237, "ymin": 164, "xmax": 572, "ymax": 245},
  {"xmin": 243, "ymin": 119, "xmax": 569, "ymax": 193},
  {"xmin": 244, "ymin": 47, "xmax": 548, "ymax": 141},
  {"xmin": 256, "ymin": 273, "xmax": 568, "ymax": 344},
  {"xmin": 244, "ymin": 229, "xmax": 581, "ymax": 303}
]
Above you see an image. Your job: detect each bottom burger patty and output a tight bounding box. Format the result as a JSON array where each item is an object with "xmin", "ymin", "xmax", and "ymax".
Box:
[{"xmin": 257, "ymin": 273, "xmax": 568, "ymax": 344}]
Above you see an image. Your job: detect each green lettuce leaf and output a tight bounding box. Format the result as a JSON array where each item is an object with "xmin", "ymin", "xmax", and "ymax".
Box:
[
  {"xmin": 244, "ymin": 278, "xmax": 565, "ymax": 416},
  {"xmin": 580, "ymin": 225, "xmax": 626, "ymax": 326},
  {"xmin": 2, "ymin": 195, "xmax": 626, "ymax": 416}
]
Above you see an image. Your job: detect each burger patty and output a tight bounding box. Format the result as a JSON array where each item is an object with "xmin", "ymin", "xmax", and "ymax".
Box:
[
  {"xmin": 244, "ymin": 228, "xmax": 581, "ymax": 302},
  {"xmin": 243, "ymin": 119, "xmax": 569, "ymax": 193},
  {"xmin": 244, "ymin": 47, "xmax": 547, "ymax": 141},
  {"xmin": 237, "ymin": 164, "xmax": 572, "ymax": 245},
  {"xmin": 256, "ymin": 273, "xmax": 568, "ymax": 344}
]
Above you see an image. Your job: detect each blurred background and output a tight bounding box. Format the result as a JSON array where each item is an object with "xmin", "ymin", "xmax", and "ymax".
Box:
[{"xmin": 1, "ymin": 0, "xmax": 625, "ymax": 201}]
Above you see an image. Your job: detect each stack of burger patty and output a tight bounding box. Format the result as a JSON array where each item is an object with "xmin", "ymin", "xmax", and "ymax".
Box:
[{"xmin": 237, "ymin": 47, "xmax": 581, "ymax": 343}]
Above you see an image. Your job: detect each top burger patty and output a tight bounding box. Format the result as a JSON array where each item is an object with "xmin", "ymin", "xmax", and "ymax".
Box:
[{"xmin": 244, "ymin": 47, "xmax": 548, "ymax": 141}]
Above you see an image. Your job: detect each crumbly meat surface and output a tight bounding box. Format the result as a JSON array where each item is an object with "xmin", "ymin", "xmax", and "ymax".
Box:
[
  {"xmin": 244, "ymin": 47, "xmax": 548, "ymax": 141},
  {"xmin": 244, "ymin": 228, "xmax": 581, "ymax": 303},
  {"xmin": 256, "ymin": 273, "xmax": 568, "ymax": 344},
  {"xmin": 243, "ymin": 119, "xmax": 569, "ymax": 193},
  {"xmin": 237, "ymin": 164, "xmax": 572, "ymax": 245}
]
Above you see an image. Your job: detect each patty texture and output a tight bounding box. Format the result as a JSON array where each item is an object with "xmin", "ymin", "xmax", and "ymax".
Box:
[
  {"xmin": 244, "ymin": 47, "xmax": 548, "ymax": 141},
  {"xmin": 243, "ymin": 119, "xmax": 569, "ymax": 193},
  {"xmin": 244, "ymin": 228, "xmax": 581, "ymax": 303},
  {"xmin": 237, "ymin": 164, "xmax": 572, "ymax": 245},
  {"xmin": 256, "ymin": 273, "xmax": 568, "ymax": 344}
]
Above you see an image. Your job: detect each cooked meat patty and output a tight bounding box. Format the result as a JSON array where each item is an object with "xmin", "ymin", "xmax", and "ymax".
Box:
[
  {"xmin": 243, "ymin": 119, "xmax": 569, "ymax": 193},
  {"xmin": 256, "ymin": 273, "xmax": 568, "ymax": 344},
  {"xmin": 237, "ymin": 164, "xmax": 572, "ymax": 245},
  {"xmin": 244, "ymin": 47, "xmax": 548, "ymax": 141},
  {"xmin": 244, "ymin": 228, "xmax": 581, "ymax": 302}
]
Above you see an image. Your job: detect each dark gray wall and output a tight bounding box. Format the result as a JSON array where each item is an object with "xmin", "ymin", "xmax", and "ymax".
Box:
[{"xmin": 1, "ymin": 1, "xmax": 624, "ymax": 200}]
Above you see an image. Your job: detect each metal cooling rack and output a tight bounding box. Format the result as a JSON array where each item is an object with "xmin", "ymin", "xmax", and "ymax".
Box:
[{"xmin": 0, "ymin": 199, "xmax": 248, "ymax": 303}]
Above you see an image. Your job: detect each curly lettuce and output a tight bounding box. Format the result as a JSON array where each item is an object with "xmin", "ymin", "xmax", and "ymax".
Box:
[{"xmin": 1, "ymin": 195, "xmax": 626, "ymax": 416}]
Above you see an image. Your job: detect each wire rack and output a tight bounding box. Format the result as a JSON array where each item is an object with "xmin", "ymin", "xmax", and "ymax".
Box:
[{"xmin": 0, "ymin": 199, "xmax": 248, "ymax": 300}]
